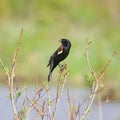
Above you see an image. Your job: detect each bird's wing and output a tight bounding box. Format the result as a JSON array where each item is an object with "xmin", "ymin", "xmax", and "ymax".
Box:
[
  {"xmin": 47, "ymin": 45, "xmax": 64, "ymax": 67},
  {"xmin": 57, "ymin": 45, "xmax": 64, "ymax": 55}
]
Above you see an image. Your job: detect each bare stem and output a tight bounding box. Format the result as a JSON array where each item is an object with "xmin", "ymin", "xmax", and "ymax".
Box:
[
  {"xmin": 85, "ymin": 39, "xmax": 97, "ymax": 81},
  {"xmin": 0, "ymin": 29, "xmax": 23, "ymax": 119},
  {"xmin": 80, "ymin": 81, "xmax": 98, "ymax": 120},
  {"xmin": 10, "ymin": 29, "xmax": 23, "ymax": 118},
  {"xmin": 26, "ymin": 97, "xmax": 44, "ymax": 116},
  {"xmin": 52, "ymin": 70, "xmax": 68, "ymax": 120},
  {"xmin": 98, "ymin": 50, "xmax": 119, "ymax": 83},
  {"xmin": 67, "ymin": 78, "xmax": 74, "ymax": 120},
  {"xmin": 80, "ymin": 39, "xmax": 119, "ymax": 120},
  {"xmin": 80, "ymin": 39, "xmax": 99, "ymax": 120},
  {"xmin": 98, "ymin": 94, "xmax": 103, "ymax": 120},
  {"xmin": 0, "ymin": 58, "xmax": 11, "ymax": 86}
]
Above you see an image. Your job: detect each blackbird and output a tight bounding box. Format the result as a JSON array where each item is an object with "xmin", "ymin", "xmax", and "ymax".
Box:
[{"xmin": 47, "ymin": 39, "xmax": 71, "ymax": 82}]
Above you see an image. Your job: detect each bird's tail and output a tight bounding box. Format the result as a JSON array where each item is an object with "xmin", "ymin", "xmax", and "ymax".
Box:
[{"xmin": 48, "ymin": 71, "xmax": 52, "ymax": 82}]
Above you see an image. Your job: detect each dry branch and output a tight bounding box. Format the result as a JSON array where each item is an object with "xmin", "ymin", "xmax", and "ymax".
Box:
[
  {"xmin": 80, "ymin": 39, "xmax": 119, "ymax": 120},
  {"xmin": 0, "ymin": 28, "xmax": 23, "ymax": 119}
]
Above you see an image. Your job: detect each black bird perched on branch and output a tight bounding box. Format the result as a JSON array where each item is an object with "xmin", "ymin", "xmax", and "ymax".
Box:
[{"xmin": 47, "ymin": 39, "xmax": 71, "ymax": 82}]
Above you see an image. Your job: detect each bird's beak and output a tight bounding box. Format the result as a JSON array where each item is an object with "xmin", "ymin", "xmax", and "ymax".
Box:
[{"xmin": 58, "ymin": 39, "xmax": 62, "ymax": 43}]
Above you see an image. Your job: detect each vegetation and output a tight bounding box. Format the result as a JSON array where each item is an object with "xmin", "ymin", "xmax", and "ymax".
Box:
[
  {"xmin": 0, "ymin": 29, "xmax": 119, "ymax": 120},
  {"xmin": 0, "ymin": 0, "xmax": 120, "ymax": 97},
  {"xmin": 0, "ymin": 1, "xmax": 120, "ymax": 119},
  {"xmin": 0, "ymin": 0, "xmax": 120, "ymax": 81}
]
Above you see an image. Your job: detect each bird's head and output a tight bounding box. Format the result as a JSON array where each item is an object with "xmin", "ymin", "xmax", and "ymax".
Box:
[{"xmin": 59, "ymin": 39, "xmax": 71, "ymax": 48}]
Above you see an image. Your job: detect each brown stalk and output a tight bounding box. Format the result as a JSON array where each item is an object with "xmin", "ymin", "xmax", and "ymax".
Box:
[
  {"xmin": 66, "ymin": 78, "xmax": 75, "ymax": 120},
  {"xmin": 0, "ymin": 29, "xmax": 23, "ymax": 119},
  {"xmin": 52, "ymin": 68, "xmax": 68, "ymax": 120},
  {"xmin": 80, "ymin": 39, "xmax": 119, "ymax": 120}
]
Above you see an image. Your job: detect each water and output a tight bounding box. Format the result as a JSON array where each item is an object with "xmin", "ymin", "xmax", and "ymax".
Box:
[{"xmin": 0, "ymin": 87, "xmax": 120, "ymax": 120}]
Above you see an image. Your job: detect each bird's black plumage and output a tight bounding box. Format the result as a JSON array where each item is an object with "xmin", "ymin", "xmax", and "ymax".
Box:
[{"xmin": 47, "ymin": 39, "xmax": 71, "ymax": 82}]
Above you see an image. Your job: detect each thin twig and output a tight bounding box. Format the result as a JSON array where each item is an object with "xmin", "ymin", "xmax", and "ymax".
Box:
[
  {"xmin": 98, "ymin": 94, "xmax": 103, "ymax": 120},
  {"xmin": 52, "ymin": 69, "xmax": 68, "ymax": 120},
  {"xmin": 26, "ymin": 97, "xmax": 44, "ymax": 116},
  {"xmin": 12, "ymin": 28, "xmax": 23, "ymax": 70},
  {"xmin": 80, "ymin": 82, "xmax": 98, "ymax": 120},
  {"xmin": 10, "ymin": 28, "xmax": 23, "ymax": 118},
  {"xmin": 80, "ymin": 39, "xmax": 99, "ymax": 120},
  {"xmin": 80, "ymin": 39, "xmax": 119, "ymax": 120},
  {"xmin": 66, "ymin": 78, "xmax": 74, "ymax": 120},
  {"xmin": 85, "ymin": 39, "xmax": 97, "ymax": 81},
  {"xmin": 45, "ymin": 86, "xmax": 52, "ymax": 120},
  {"xmin": 98, "ymin": 50, "xmax": 119, "ymax": 83},
  {"xmin": 0, "ymin": 58, "xmax": 10, "ymax": 86}
]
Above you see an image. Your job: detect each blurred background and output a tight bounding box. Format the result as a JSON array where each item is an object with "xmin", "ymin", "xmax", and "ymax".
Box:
[{"xmin": 0, "ymin": 0, "xmax": 120, "ymax": 97}]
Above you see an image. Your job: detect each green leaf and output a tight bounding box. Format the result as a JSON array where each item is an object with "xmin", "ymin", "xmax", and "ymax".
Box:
[
  {"xmin": 48, "ymin": 100, "xmax": 52, "ymax": 106},
  {"xmin": 88, "ymin": 35, "xmax": 95, "ymax": 45},
  {"xmin": 18, "ymin": 108, "xmax": 28, "ymax": 120},
  {"xmin": 71, "ymin": 105, "xmax": 75, "ymax": 112},
  {"xmin": 100, "ymin": 82, "xmax": 104, "ymax": 88},
  {"xmin": 7, "ymin": 95, "xmax": 12, "ymax": 100},
  {"xmin": 42, "ymin": 81, "xmax": 48, "ymax": 87},
  {"xmin": 85, "ymin": 73, "xmax": 95, "ymax": 87},
  {"xmin": 5, "ymin": 67, "xmax": 9, "ymax": 75},
  {"xmin": 88, "ymin": 109, "xmax": 91, "ymax": 113},
  {"xmin": 16, "ymin": 89, "xmax": 22, "ymax": 100},
  {"xmin": 88, "ymin": 40, "xmax": 93, "ymax": 45}
]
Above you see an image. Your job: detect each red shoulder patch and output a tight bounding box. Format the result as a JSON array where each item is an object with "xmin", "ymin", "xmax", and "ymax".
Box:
[{"xmin": 57, "ymin": 45, "xmax": 64, "ymax": 55}]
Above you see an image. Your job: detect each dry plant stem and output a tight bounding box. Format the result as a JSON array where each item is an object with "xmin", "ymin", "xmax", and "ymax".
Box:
[
  {"xmin": 12, "ymin": 28, "xmax": 23, "ymax": 69},
  {"xmin": 80, "ymin": 40, "xmax": 99, "ymax": 120},
  {"xmin": 66, "ymin": 79, "xmax": 74, "ymax": 120},
  {"xmin": 41, "ymin": 101, "xmax": 45, "ymax": 120},
  {"xmin": 98, "ymin": 94, "xmax": 103, "ymax": 120},
  {"xmin": 35, "ymin": 85, "xmax": 52, "ymax": 119},
  {"xmin": 26, "ymin": 97, "xmax": 44, "ymax": 116},
  {"xmin": 80, "ymin": 39, "xmax": 99, "ymax": 120},
  {"xmin": 0, "ymin": 58, "xmax": 10, "ymax": 86},
  {"xmin": 52, "ymin": 75, "xmax": 60, "ymax": 120},
  {"xmin": 80, "ymin": 40, "xmax": 119, "ymax": 120},
  {"xmin": 0, "ymin": 29, "xmax": 23, "ymax": 119},
  {"xmin": 85, "ymin": 40, "xmax": 98, "ymax": 94},
  {"xmin": 52, "ymin": 71, "xmax": 67, "ymax": 120},
  {"xmin": 85, "ymin": 39, "xmax": 97, "ymax": 81},
  {"xmin": 80, "ymin": 82, "xmax": 99, "ymax": 120},
  {"xmin": 11, "ymin": 29, "xmax": 23, "ymax": 118},
  {"xmin": 36, "ymin": 86, "xmax": 53, "ymax": 120},
  {"xmin": 26, "ymin": 87, "xmax": 45, "ymax": 120},
  {"xmin": 44, "ymin": 85, "xmax": 52, "ymax": 120},
  {"xmin": 98, "ymin": 50, "xmax": 118, "ymax": 83},
  {"xmin": 22, "ymin": 91, "xmax": 33, "ymax": 120}
]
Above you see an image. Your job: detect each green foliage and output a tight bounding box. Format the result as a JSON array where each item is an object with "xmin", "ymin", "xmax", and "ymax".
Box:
[
  {"xmin": 88, "ymin": 109, "xmax": 91, "ymax": 113},
  {"xmin": 0, "ymin": 0, "xmax": 120, "ymax": 86},
  {"xmin": 7, "ymin": 95, "xmax": 12, "ymax": 100},
  {"xmin": 4, "ymin": 67, "xmax": 9, "ymax": 75},
  {"xmin": 100, "ymin": 82, "xmax": 105, "ymax": 89},
  {"xmin": 48, "ymin": 100, "xmax": 52, "ymax": 107},
  {"xmin": 85, "ymin": 73, "xmax": 95, "ymax": 87},
  {"xmin": 71, "ymin": 105, "xmax": 75, "ymax": 112},
  {"xmin": 18, "ymin": 107, "xmax": 28, "ymax": 120},
  {"xmin": 16, "ymin": 89, "xmax": 22, "ymax": 100}
]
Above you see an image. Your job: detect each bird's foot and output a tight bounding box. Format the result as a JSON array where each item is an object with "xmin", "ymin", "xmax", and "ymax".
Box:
[{"xmin": 59, "ymin": 63, "xmax": 67, "ymax": 73}]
